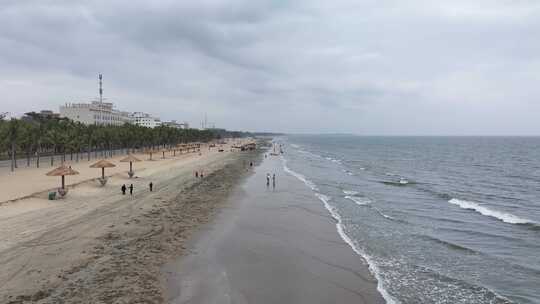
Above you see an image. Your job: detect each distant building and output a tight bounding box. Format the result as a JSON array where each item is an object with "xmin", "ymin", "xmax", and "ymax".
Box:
[
  {"xmin": 59, "ymin": 101, "xmax": 131, "ymax": 126},
  {"xmin": 162, "ymin": 120, "xmax": 189, "ymax": 129},
  {"xmin": 129, "ymin": 112, "xmax": 162, "ymax": 128},
  {"xmin": 22, "ymin": 110, "xmax": 61, "ymax": 122}
]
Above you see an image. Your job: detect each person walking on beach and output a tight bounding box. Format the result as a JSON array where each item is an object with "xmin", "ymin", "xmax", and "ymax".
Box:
[
  {"xmin": 266, "ymin": 173, "xmax": 270, "ymax": 187},
  {"xmin": 149, "ymin": 182, "xmax": 153, "ymax": 192},
  {"xmin": 121, "ymin": 184, "xmax": 126, "ymax": 195},
  {"xmin": 129, "ymin": 184, "xmax": 133, "ymax": 195},
  {"xmin": 272, "ymin": 174, "xmax": 276, "ymax": 188}
]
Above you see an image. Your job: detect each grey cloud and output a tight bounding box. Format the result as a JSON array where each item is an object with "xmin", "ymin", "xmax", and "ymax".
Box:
[{"xmin": 0, "ymin": 0, "xmax": 539, "ymax": 134}]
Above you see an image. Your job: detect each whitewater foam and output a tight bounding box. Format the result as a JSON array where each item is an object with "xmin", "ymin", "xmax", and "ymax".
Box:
[
  {"xmin": 343, "ymin": 190, "xmax": 359, "ymax": 196},
  {"xmin": 448, "ymin": 199, "xmax": 535, "ymax": 225},
  {"xmin": 282, "ymin": 162, "xmax": 318, "ymax": 191},
  {"xmin": 345, "ymin": 196, "xmax": 371, "ymax": 206},
  {"xmin": 324, "ymin": 156, "xmax": 342, "ymax": 164},
  {"xmin": 374, "ymin": 207, "xmax": 395, "ymax": 220},
  {"xmin": 315, "ymin": 193, "xmax": 399, "ymax": 304},
  {"xmin": 297, "ymin": 149, "xmax": 323, "ymax": 159},
  {"xmin": 342, "ymin": 169, "xmax": 355, "ymax": 176}
]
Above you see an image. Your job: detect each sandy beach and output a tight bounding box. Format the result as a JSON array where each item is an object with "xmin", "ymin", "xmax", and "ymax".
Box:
[
  {"xmin": 0, "ymin": 140, "xmax": 261, "ymax": 303},
  {"xmin": 1, "ymin": 139, "xmax": 385, "ymax": 304},
  {"xmin": 162, "ymin": 153, "xmax": 384, "ymax": 304}
]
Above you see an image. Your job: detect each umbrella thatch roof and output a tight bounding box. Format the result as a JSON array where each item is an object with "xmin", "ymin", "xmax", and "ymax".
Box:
[
  {"xmin": 89, "ymin": 160, "xmax": 116, "ymax": 168},
  {"xmin": 46, "ymin": 165, "xmax": 80, "ymax": 176},
  {"xmin": 120, "ymin": 155, "xmax": 141, "ymax": 162}
]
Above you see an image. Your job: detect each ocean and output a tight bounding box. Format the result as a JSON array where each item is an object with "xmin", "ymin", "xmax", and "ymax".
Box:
[{"xmin": 279, "ymin": 135, "xmax": 540, "ymax": 304}]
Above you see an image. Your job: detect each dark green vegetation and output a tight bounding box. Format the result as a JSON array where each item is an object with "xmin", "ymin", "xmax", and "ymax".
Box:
[{"xmin": 0, "ymin": 113, "xmax": 250, "ymax": 171}]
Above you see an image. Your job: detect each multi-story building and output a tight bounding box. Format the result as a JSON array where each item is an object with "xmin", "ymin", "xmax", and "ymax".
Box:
[
  {"xmin": 129, "ymin": 112, "xmax": 162, "ymax": 128},
  {"xmin": 162, "ymin": 120, "xmax": 189, "ymax": 129},
  {"xmin": 59, "ymin": 101, "xmax": 132, "ymax": 126},
  {"xmin": 22, "ymin": 110, "xmax": 61, "ymax": 122}
]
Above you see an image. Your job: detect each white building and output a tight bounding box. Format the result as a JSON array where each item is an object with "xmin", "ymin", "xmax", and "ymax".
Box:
[
  {"xmin": 129, "ymin": 112, "xmax": 162, "ymax": 128},
  {"xmin": 162, "ymin": 120, "xmax": 189, "ymax": 129},
  {"xmin": 59, "ymin": 101, "xmax": 132, "ymax": 126}
]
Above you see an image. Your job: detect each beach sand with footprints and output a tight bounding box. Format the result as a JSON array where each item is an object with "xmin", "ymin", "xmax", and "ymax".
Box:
[{"xmin": 0, "ymin": 139, "xmax": 261, "ymax": 303}]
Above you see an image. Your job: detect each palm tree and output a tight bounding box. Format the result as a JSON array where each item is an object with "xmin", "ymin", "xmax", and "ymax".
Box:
[
  {"xmin": 6, "ymin": 119, "xmax": 20, "ymax": 172},
  {"xmin": 85, "ymin": 124, "xmax": 96, "ymax": 161},
  {"xmin": 46, "ymin": 121, "xmax": 65, "ymax": 166},
  {"xmin": 0, "ymin": 115, "xmax": 249, "ymax": 171},
  {"xmin": 18, "ymin": 122, "xmax": 35, "ymax": 167}
]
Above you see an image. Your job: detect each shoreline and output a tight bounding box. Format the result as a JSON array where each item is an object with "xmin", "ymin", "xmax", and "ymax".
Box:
[
  {"xmin": 161, "ymin": 152, "xmax": 385, "ymax": 303},
  {"xmin": 283, "ymin": 159, "xmax": 397, "ymax": 304},
  {"xmin": 0, "ymin": 140, "xmax": 263, "ymax": 303}
]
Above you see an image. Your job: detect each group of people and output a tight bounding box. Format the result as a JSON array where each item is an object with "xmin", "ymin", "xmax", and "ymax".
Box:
[
  {"xmin": 121, "ymin": 182, "xmax": 153, "ymax": 195},
  {"xmin": 266, "ymin": 173, "xmax": 276, "ymax": 188}
]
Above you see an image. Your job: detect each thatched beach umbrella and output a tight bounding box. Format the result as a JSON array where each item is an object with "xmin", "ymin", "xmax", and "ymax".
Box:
[
  {"xmin": 90, "ymin": 159, "xmax": 116, "ymax": 179},
  {"xmin": 46, "ymin": 165, "xmax": 79, "ymax": 190},
  {"xmin": 120, "ymin": 154, "xmax": 141, "ymax": 178}
]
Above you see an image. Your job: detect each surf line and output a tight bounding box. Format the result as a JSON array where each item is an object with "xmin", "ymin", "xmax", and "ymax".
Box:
[{"xmin": 281, "ymin": 156, "xmax": 399, "ymax": 304}]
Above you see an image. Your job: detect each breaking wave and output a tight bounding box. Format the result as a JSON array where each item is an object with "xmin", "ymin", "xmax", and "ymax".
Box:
[{"xmin": 448, "ymin": 199, "xmax": 536, "ymax": 225}]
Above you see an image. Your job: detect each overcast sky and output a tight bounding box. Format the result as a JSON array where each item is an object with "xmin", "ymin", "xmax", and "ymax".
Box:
[{"xmin": 1, "ymin": 0, "xmax": 539, "ymax": 135}]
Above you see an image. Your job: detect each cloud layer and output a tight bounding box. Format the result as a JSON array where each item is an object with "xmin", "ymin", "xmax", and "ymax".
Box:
[{"xmin": 1, "ymin": 0, "xmax": 539, "ymax": 134}]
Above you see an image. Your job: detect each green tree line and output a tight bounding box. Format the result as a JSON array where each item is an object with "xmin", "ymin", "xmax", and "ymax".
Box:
[{"xmin": 0, "ymin": 113, "xmax": 249, "ymax": 172}]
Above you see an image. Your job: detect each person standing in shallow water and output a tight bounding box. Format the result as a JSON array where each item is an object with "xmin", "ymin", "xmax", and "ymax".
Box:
[
  {"xmin": 266, "ymin": 173, "xmax": 270, "ymax": 187},
  {"xmin": 129, "ymin": 184, "xmax": 133, "ymax": 195},
  {"xmin": 121, "ymin": 184, "xmax": 126, "ymax": 195},
  {"xmin": 272, "ymin": 174, "xmax": 276, "ymax": 188}
]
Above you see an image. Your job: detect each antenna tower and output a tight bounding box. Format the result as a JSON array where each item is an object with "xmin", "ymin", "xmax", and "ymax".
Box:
[{"xmin": 99, "ymin": 74, "xmax": 103, "ymax": 104}]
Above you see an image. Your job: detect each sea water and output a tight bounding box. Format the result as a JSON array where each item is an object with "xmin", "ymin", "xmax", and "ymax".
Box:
[{"xmin": 282, "ymin": 135, "xmax": 540, "ymax": 304}]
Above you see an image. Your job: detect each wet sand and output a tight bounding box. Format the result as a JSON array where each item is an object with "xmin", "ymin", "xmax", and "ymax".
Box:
[
  {"xmin": 162, "ymin": 155, "xmax": 384, "ymax": 304},
  {"xmin": 0, "ymin": 141, "xmax": 261, "ymax": 303}
]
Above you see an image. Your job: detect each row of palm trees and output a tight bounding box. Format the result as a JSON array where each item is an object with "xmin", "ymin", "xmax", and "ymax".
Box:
[{"xmin": 0, "ymin": 114, "xmax": 247, "ymax": 172}]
